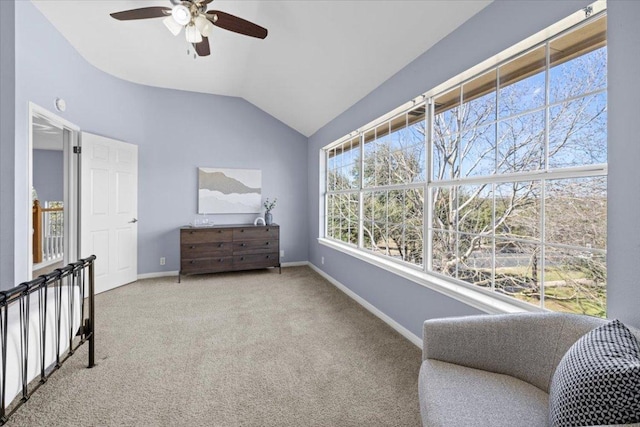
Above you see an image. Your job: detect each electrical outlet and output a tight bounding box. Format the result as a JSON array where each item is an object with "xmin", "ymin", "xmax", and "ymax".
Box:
[
  {"xmin": 160, "ymin": 257, "xmax": 166, "ymax": 266},
  {"xmin": 321, "ymin": 256, "xmax": 325, "ymax": 265},
  {"xmin": 280, "ymin": 250, "xmax": 285, "ymax": 258}
]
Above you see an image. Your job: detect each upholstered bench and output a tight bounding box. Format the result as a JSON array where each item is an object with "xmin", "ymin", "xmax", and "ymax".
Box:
[{"xmin": 419, "ymin": 313, "xmax": 640, "ymax": 426}]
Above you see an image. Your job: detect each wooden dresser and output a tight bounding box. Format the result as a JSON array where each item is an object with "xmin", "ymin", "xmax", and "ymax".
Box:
[{"xmin": 179, "ymin": 224, "xmax": 280, "ymax": 281}]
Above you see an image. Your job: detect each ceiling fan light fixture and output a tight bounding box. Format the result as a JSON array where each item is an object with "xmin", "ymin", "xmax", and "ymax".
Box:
[
  {"xmin": 163, "ymin": 16, "xmax": 183, "ymax": 36},
  {"xmin": 171, "ymin": 4, "xmax": 191, "ymax": 26},
  {"xmin": 194, "ymin": 14, "xmax": 212, "ymax": 37},
  {"xmin": 185, "ymin": 24, "xmax": 202, "ymax": 43}
]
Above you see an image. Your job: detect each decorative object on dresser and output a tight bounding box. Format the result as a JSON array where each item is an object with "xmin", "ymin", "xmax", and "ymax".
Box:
[
  {"xmin": 179, "ymin": 224, "xmax": 280, "ymax": 282},
  {"xmin": 263, "ymin": 197, "xmax": 277, "ymax": 226}
]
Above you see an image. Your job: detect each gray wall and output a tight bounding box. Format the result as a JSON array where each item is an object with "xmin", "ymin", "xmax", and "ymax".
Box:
[
  {"xmin": 0, "ymin": 0, "xmax": 16, "ymax": 287},
  {"xmin": 8, "ymin": 1, "xmax": 308, "ymax": 286},
  {"xmin": 308, "ymin": 1, "xmax": 640, "ymax": 332},
  {"xmin": 32, "ymin": 149, "xmax": 63, "ymax": 203}
]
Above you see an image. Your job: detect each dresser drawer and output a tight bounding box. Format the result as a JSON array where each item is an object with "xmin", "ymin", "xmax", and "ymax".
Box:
[
  {"xmin": 233, "ymin": 226, "xmax": 279, "ymax": 240},
  {"xmin": 181, "ymin": 257, "xmax": 233, "ymax": 274},
  {"xmin": 233, "ymin": 253, "xmax": 279, "ymax": 270},
  {"xmin": 181, "ymin": 242, "xmax": 232, "ymax": 258},
  {"xmin": 181, "ymin": 228, "xmax": 232, "ymax": 244},
  {"xmin": 233, "ymin": 239, "xmax": 279, "ymax": 255}
]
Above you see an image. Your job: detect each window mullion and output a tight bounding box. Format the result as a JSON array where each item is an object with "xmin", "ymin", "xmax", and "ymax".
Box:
[
  {"xmin": 425, "ymin": 99, "xmax": 434, "ymax": 273},
  {"xmin": 324, "ymin": 150, "xmax": 329, "ymax": 238},
  {"xmin": 491, "ymin": 182, "xmax": 496, "ymax": 292},
  {"xmin": 358, "ymin": 133, "xmax": 364, "ymax": 249},
  {"xmin": 540, "ymin": 40, "xmax": 552, "ymax": 309}
]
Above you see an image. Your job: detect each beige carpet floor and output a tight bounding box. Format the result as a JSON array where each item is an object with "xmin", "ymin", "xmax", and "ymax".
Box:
[{"xmin": 7, "ymin": 266, "xmax": 422, "ymax": 426}]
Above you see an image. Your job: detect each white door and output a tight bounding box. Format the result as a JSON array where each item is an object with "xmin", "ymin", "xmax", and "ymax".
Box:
[{"xmin": 80, "ymin": 132, "xmax": 138, "ymax": 294}]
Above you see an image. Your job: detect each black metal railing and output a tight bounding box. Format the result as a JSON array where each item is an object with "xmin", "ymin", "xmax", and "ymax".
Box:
[{"xmin": 0, "ymin": 255, "xmax": 96, "ymax": 425}]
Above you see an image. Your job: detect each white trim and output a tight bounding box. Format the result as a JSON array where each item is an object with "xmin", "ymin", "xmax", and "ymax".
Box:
[
  {"xmin": 138, "ymin": 271, "xmax": 179, "ymax": 280},
  {"xmin": 138, "ymin": 264, "xmax": 307, "ymax": 280},
  {"xmin": 431, "ymin": 164, "xmax": 607, "ymax": 187},
  {"xmin": 308, "ymin": 262, "xmax": 423, "ymax": 348},
  {"xmin": 28, "ymin": 103, "xmax": 80, "ymax": 281},
  {"xmin": 282, "ymin": 261, "xmax": 309, "ymax": 267},
  {"xmin": 318, "ymin": 237, "xmax": 539, "ymax": 316}
]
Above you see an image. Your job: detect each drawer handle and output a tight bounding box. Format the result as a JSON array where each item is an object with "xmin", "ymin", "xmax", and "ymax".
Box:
[
  {"xmin": 190, "ymin": 260, "xmax": 195, "ymax": 264},
  {"xmin": 240, "ymin": 257, "xmax": 244, "ymax": 261},
  {"xmin": 241, "ymin": 229, "xmax": 244, "ymax": 232},
  {"xmin": 190, "ymin": 245, "xmax": 195, "ymax": 249},
  {"xmin": 266, "ymin": 242, "xmax": 270, "ymax": 245},
  {"xmin": 241, "ymin": 243, "xmax": 246, "ymax": 247},
  {"xmin": 218, "ymin": 230, "xmax": 222, "ymax": 233},
  {"xmin": 219, "ymin": 258, "xmax": 224, "ymax": 262},
  {"xmin": 266, "ymin": 255, "xmax": 270, "ymax": 259},
  {"xmin": 190, "ymin": 231, "xmax": 195, "ymax": 234},
  {"xmin": 266, "ymin": 228, "xmax": 270, "ymax": 231},
  {"xmin": 219, "ymin": 243, "xmax": 224, "ymax": 248}
]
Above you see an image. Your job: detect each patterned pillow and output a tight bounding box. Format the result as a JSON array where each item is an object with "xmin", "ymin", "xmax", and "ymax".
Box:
[{"xmin": 549, "ymin": 319, "xmax": 640, "ymax": 427}]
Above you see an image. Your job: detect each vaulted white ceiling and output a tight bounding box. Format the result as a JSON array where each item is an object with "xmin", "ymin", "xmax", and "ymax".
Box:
[{"xmin": 32, "ymin": 0, "xmax": 492, "ymax": 137}]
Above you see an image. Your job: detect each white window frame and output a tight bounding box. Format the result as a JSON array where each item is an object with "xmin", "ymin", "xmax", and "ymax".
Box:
[{"xmin": 319, "ymin": 3, "xmax": 607, "ymax": 315}]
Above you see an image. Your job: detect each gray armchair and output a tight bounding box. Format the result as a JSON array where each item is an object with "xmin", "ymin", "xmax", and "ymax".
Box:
[{"xmin": 418, "ymin": 312, "xmax": 640, "ymax": 426}]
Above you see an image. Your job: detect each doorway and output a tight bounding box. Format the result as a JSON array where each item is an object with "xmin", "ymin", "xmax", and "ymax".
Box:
[{"xmin": 29, "ymin": 104, "xmax": 80, "ymax": 278}]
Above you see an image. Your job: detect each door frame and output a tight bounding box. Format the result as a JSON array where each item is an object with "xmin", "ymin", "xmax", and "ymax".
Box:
[{"xmin": 28, "ymin": 102, "xmax": 80, "ymax": 277}]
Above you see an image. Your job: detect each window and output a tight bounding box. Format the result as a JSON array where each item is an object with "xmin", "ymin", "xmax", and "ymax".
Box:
[
  {"xmin": 326, "ymin": 137, "xmax": 360, "ymax": 246},
  {"xmin": 323, "ymin": 7, "xmax": 607, "ymax": 316},
  {"xmin": 361, "ymin": 107, "xmax": 426, "ymax": 265}
]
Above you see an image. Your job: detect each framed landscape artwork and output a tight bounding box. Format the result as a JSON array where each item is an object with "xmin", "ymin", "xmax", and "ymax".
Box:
[{"xmin": 198, "ymin": 168, "xmax": 262, "ymax": 214}]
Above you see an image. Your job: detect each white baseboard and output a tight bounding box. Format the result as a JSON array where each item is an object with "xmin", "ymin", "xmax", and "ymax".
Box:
[
  {"xmin": 137, "ymin": 271, "xmax": 179, "ymax": 280},
  {"xmin": 138, "ymin": 263, "xmax": 307, "ymax": 281},
  {"xmin": 307, "ymin": 263, "xmax": 423, "ymax": 348},
  {"xmin": 281, "ymin": 261, "xmax": 309, "ymax": 267}
]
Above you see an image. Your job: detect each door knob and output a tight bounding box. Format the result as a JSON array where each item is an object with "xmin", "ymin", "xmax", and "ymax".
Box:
[{"xmin": 129, "ymin": 218, "xmax": 138, "ymax": 223}]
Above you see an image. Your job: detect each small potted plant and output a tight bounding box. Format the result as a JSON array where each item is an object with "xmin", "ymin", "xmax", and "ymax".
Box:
[{"xmin": 263, "ymin": 198, "xmax": 277, "ymax": 225}]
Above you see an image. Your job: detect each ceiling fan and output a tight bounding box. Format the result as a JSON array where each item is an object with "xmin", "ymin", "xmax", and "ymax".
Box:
[{"xmin": 110, "ymin": 0, "xmax": 268, "ymax": 57}]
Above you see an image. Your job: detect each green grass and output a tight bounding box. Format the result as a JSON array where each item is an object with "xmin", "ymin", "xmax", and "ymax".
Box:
[
  {"xmin": 469, "ymin": 266, "xmax": 606, "ymax": 317},
  {"xmin": 512, "ymin": 284, "xmax": 606, "ymax": 318},
  {"xmin": 494, "ymin": 266, "xmax": 585, "ymax": 282}
]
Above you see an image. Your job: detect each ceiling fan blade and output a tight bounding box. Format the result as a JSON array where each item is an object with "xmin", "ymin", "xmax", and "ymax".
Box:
[
  {"xmin": 110, "ymin": 7, "xmax": 171, "ymax": 21},
  {"xmin": 206, "ymin": 11, "xmax": 268, "ymax": 39},
  {"xmin": 194, "ymin": 37, "xmax": 211, "ymax": 57}
]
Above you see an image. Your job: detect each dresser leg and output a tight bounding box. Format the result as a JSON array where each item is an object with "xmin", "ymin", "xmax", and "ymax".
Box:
[{"xmin": 178, "ymin": 271, "xmax": 181, "ymax": 283}]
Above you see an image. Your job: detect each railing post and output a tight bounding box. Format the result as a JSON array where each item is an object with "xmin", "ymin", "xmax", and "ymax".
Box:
[
  {"xmin": 88, "ymin": 258, "xmax": 95, "ymax": 369},
  {"xmin": 0, "ymin": 292, "xmax": 7, "ymax": 424},
  {"xmin": 18, "ymin": 284, "xmax": 29, "ymax": 403},
  {"xmin": 32, "ymin": 200, "xmax": 42, "ymax": 264}
]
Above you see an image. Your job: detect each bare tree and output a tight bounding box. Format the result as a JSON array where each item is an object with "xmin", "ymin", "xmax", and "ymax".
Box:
[{"xmin": 327, "ymin": 45, "xmax": 607, "ymax": 316}]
